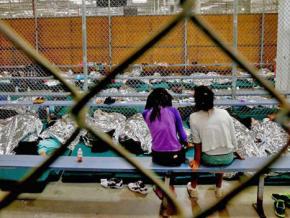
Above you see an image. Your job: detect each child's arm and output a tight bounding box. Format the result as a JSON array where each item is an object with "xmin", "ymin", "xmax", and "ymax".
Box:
[
  {"xmin": 171, "ymin": 108, "xmax": 188, "ymax": 144},
  {"xmin": 189, "ymin": 114, "xmax": 202, "ymax": 169}
]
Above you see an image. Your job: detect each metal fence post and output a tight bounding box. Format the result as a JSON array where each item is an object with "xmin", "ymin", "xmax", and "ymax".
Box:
[
  {"xmin": 33, "ymin": 0, "xmax": 39, "ymax": 52},
  {"xmin": 259, "ymin": 1, "xmax": 265, "ymax": 69},
  {"xmin": 82, "ymin": 0, "xmax": 88, "ymax": 91},
  {"xmin": 183, "ymin": 18, "xmax": 188, "ymax": 68},
  {"xmin": 232, "ymin": 0, "xmax": 238, "ymax": 99},
  {"xmin": 108, "ymin": 0, "xmax": 112, "ymax": 70}
]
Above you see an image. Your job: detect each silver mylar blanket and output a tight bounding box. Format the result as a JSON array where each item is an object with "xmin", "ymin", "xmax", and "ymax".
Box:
[
  {"xmin": 233, "ymin": 117, "xmax": 288, "ymax": 158},
  {"xmin": 119, "ymin": 113, "xmax": 152, "ymax": 153},
  {"xmin": 89, "ymin": 109, "xmax": 127, "ymax": 143},
  {"xmin": 252, "ymin": 118, "xmax": 288, "ymax": 154},
  {"xmin": 233, "ymin": 118, "xmax": 267, "ymax": 158},
  {"xmin": 0, "ymin": 114, "xmax": 43, "ymax": 154},
  {"xmin": 40, "ymin": 115, "xmax": 86, "ymax": 150}
]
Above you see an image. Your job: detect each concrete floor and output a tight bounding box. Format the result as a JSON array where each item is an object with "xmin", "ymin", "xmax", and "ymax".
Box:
[{"xmin": 0, "ymin": 180, "xmax": 288, "ymax": 218}]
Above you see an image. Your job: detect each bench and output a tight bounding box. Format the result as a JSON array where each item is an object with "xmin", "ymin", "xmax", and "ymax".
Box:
[{"xmin": 0, "ymin": 155, "xmax": 289, "ymax": 217}]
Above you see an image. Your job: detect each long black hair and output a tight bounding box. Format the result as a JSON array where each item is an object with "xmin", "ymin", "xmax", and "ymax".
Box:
[
  {"xmin": 194, "ymin": 85, "xmax": 214, "ymax": 112},
  {"xmin": 145, "ymin": 88, "xmax": 173, "ymax": 122}
]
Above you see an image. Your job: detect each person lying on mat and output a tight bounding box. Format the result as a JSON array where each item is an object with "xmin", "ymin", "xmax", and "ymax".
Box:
[
  {"xmin": 38, "ymin": 137, "xmax": 61, "ymax": 157},
  {"xmin": 188, "ymin": 85, "xmax": 238, "ymax": 199}
]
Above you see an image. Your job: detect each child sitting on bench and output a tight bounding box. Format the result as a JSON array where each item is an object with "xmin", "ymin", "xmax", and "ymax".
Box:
[
  {"xmin": 188, "ymin": 85, "xmax": 237, "ymax": 198},
  {"xmin": 142, "ymin": 88, "xmax": 190, "ymax": 198}
]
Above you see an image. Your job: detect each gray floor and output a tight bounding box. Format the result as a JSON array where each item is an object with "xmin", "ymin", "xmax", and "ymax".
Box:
[{"xmin": 0, "ymin": 179, "xmax": 289, "ymax": 218}]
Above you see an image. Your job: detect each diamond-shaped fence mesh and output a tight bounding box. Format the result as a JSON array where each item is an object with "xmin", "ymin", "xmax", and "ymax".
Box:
[
  {"xmin": 0, "ymin": 0, "xmax": 282, "ymax": 108},
  {"xmin": 0, "ymin": 0, "xmax": 289, "ymax": 217}
]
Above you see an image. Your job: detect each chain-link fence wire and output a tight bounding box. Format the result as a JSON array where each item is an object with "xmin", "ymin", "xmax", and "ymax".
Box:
[
  {"xmin": 0, "ymin": 0, "xmax": 288, "ymax": 217},
  {"xmin": 0, "ymin": 101, "xmax": 280, "ymax": 126},
  {"xmin": 1, "ymin": 0, "xmax": 287, "ymax": 106},
  {"xmin": 0, "ymin": 0, "xmax": 280, "ymax": 100},
  {"xmin": 188, "ymin": 5, "xmax": 289, "ymax": 217},
  {"xmin": 0, "ymin": 0, "xmax": 197, "ymax": 216}
]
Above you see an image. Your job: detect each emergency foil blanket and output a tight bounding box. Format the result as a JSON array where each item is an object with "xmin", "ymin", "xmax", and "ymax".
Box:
[
  {"xmin": 87, "ymin": 109, "xmax": 126, "ymax": 143},
  {"xmin": 40, "ymin": 115, "xmax": 86, "ymax": 150},
  {"xmin": 0, "ymin": 114, "xmax": 43, "ymax": 154},
  {"xmin": 233, "ymin": 118, "xmax": 267, "ymax": 158},
  {"xmin": 119, "ymin": 113, "xmax": 152, "ymax": 153},
  {"xmin": 252, "ymin": 118, "xmax": 288, "ymax": 154}
]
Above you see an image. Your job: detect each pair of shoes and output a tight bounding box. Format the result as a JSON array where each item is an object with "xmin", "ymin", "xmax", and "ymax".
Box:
[
  {"xmin": 128, "ymin": 181, "xmax": 149, "ymax": 195},
  {"xmin": 100, "ymin": 178, "xmax": 123, "ymax": 189},
  {"xmin": 274, "ymin": 199, "xmax": 286, "ymax": 218},
  {"xmin": 187, "ymin": 182, "xmax": 198, "ymax": 199},
  {"xmin": 272, "ymin": 193, "xmax": 290, "ymax": 208},
  {"xmin": 215, "ymin": 187, "xmax": 223, "ymax": 198}
]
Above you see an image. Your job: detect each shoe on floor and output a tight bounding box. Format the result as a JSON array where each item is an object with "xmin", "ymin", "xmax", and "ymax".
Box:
[
  {"xmin": 215, "ymin": 187, "xmax": 223, "ymax": 198},
  {"xmin": 100, "ymin": 178, "xmax": 123, "ymax": 189},
  {"xmin": 187, "ymin": 182, "xmax": 198, "ymax": 199},
  {"xmin": 128, "ymin": 181, "xmax": 149, "ymax": 195},
  {"xmin": 274, "ymin": 199, "xmax": 285, "ymax": 218},
  {"xmin": 272, "ymin": 193, "xmax": 290, "ymax": 208}
]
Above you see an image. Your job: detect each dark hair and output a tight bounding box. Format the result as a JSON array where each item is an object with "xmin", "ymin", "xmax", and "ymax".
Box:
[
  {"xmin": 145, "ymin": 88, "xmax": 173, "ymax": 122},
  {"xmin": 194, "ymin": 85, "xmax": 214, "ymax": 111}
]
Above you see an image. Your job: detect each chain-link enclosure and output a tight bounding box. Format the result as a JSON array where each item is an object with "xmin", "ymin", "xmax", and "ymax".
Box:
[
  {"xmin": 0, "ymin": 0, "xmax": 281, "ymax": 118},
  {"xmin": 0, "ymin": 0, "xmax": 289, "ymax": 217}
]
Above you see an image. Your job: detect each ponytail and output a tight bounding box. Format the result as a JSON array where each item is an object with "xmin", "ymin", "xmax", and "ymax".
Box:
[{"xmin": 150, "ymin": 105, "xmax": 161, "ymax": 122}]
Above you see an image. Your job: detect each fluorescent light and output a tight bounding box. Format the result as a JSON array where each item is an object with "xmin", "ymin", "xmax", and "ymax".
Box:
[{"xmin": 132, "ymin": 0, "xmax": 147, "ymax": 3}]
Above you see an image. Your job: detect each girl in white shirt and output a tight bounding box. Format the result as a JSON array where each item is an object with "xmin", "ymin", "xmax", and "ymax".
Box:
[{"xmin": 188, "ymin": 85, "xmax": 237, "ymax": 198}]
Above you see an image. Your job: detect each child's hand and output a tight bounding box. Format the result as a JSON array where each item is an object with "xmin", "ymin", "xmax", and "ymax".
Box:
[
  {"xmin": 186, "ymin": 142, "xmax": 194, "ymax": 148},
  {"xmin": 39, "ymin": 151, "xmax": 47, "ymax": 157},
  {"xmin": 189, "ymin": 160, "xmax": 199, "ymax": 170}
]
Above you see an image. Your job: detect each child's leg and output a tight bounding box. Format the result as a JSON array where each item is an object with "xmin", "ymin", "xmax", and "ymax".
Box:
[
  {"xmin": 215, "ymin": 173, "xmax": 223, "ymax": 188},
  {"xmin": 187, "ymin": 173, "xmax": 198, "ymax": 198},
  {"xmin": 190, "ymin": 173, "xmax": 198, "ymax": 188},
  {"xmin": 169, "ymin": 174, "xmax": 177, "ymax": 196},
  {"xmin": 154, "ymin": 174, "xmax": 176, "ymax": 200},
  {"xmin": 215, "ymin": 173, "xmax": 224, "ymax": 198}
]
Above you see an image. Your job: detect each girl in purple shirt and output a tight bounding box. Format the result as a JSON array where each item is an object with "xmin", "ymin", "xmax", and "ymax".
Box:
[
  {"xmin": 143, "ymin": 88, "xmax": 189, "ymax": 166},
  {"xmin": 143, "ymin": 88, "xmax": 190, "ymax": 206}
]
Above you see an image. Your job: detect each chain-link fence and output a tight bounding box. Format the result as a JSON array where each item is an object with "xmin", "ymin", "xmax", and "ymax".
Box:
[
  {"xmin": 0, "ymin": 0, "xmax": 290, "ymax": 217},
  {"xmin": 0, "ymin": 0, "xmax": 282, "ymax": 121}
]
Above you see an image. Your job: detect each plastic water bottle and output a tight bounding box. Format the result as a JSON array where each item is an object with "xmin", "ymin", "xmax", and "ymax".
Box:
[{"xmin": 77, "ymin": 148, "xmax": 83, "ymax": 163}]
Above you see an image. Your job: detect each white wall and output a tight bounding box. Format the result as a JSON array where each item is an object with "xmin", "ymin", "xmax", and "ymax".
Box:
[{"xmin": 276, "ymin": 0, "xmax": 290, "ymax": 92}]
